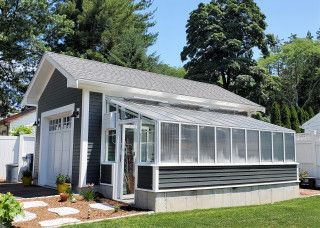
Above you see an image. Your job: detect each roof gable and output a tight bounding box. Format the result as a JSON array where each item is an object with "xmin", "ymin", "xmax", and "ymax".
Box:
[{"xmin": 23, "ymin": 52, "xmax": 265, "ymax": 112}]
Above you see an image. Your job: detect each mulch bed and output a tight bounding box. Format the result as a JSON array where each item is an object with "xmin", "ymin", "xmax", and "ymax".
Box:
[
  {"xmin": 13, "ymin": 195, "xmax": 144, "ymax": 228},
  {"xmin": 300, "ymin": 188, "xmax": 320, "ymax": 197}
]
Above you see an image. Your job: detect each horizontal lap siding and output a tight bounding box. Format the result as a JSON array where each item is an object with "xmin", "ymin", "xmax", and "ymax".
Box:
[
  {"xmin": 87, "ymin": 92, "xmax": 103, "ymax": 184},
  {"xmin": 159, "ymin": 165, "xmax": 297, "ymax": 190},
  {"xmin": 137, "ymin": 166, "xmax": 153, "ymax": 190},
  {"xmin": 35, "ymin": 70, "xmax": 82, "ymax": 186}
]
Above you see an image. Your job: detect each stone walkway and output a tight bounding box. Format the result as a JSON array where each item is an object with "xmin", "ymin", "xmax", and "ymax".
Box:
[{"xmin": 14, "ymin": 200, "xmax": 115, "ymax": 227}]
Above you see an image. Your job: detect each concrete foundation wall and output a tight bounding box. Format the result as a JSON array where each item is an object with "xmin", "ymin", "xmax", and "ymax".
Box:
[
  {"xmin": 135, "ymin": 182, "xmax": 299, "ymax": 212},
  {"xmin": 99, "ymin": 184, "xmax": 113, "ymax": 199}
]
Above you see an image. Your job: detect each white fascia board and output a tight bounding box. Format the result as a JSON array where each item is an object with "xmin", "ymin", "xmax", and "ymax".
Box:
[
  {"xmin": 77, "ymin": 79, "xmax": 265, "ymax": 113},
  {"xmin": 22, "ymin": 53, "xmax": 77, "ymax": 107}
]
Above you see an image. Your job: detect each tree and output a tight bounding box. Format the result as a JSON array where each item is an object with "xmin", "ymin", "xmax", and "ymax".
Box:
[
  {"xmin": 308, "ymin": 106, "xmax": 315, "ymax": 118},
  {"xmin": 290, "ymin": 106, "xmax": 300, "ymax": 133},
  {"xmin": 54, "ymin": 0, "xmax": 159, "ymax": 72},
  {"xmin": 181, "ymin": 0, "xmax": 275, "ymax": 90},
  {"xmin": 153, "ymin": 64, "xmax": 186, "ymax": 78},
  {"xmin": 306, "ymin": 31, "xmax": 313, "ymax": 40},
  {"xmin": 280, "ymin": 104, "xmax": 291, "ymax": 129},
  {"xmin": 0, "ymin": 0, "xmax": 73, "ymax": 117},
  {"xmin": 270, "ymin": 102, "xmax": 281, "ymax": 126}
]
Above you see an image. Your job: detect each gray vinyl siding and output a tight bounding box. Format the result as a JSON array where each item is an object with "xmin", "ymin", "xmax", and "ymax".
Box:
[
  {"xmin": 158, "ymin": 165, "xmax": 297, "ymax": 190},
  {"xmin": 100, "ymin": 164, "xmax": 112, "ymax": 184},
  {"xmin": 35, "ymin": 70, "xmax": 82, "ymax": 186},
  {"xmin": 137, "ymin": 166, "xmax": 153, "ymax": 190},
  {"xmin": 87, "ymin": 92, "xmax": 103, "ymax": 184}
]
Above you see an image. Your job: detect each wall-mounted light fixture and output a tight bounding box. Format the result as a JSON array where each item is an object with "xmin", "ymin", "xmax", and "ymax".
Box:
[
  {"xmin": 70, "ymin": 108, "xmax": 80, "ymax": 118},
  {"xmin": 33, "ymin": 118, "xmax": 40, "ymax": 127}
]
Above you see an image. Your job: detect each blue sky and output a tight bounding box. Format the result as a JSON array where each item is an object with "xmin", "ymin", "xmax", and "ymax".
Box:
[{"xmin": 148, "ymin": 0, "xmax": 320, "ymax": 67}]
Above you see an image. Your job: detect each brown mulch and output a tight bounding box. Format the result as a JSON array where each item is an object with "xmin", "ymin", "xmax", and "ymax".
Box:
[
  {"xmin": 13, "ymin": 195, "xmax": 144, "ymax": 228},
  {"xmin": 299, "ymin": 188, "xmax": 320, "ymax": 197}
]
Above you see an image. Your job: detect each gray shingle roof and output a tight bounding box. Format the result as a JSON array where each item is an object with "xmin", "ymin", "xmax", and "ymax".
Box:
[
  {"xmin": 46, "ymin": 52, "xmax": 262, "ymax": 109},
  {"xmin": 111, "ymin": 98, "xmax": 294, "ymax": 133}
]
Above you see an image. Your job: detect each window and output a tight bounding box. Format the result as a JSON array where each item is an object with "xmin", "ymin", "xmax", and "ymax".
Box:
[
  {"xmin": 285, "ymin": 133, "xmax": 295, "ymax": 162},
  {"xmin": 216, "ymin": 128, "xmax": 231, "ymax": 163},
  {"xmin": 108, "ymin": 102, "xmax": 117, "ymax": 113},
  {"xmin": 247, "ymin": 130, "xmax": 259, "ymax": 163},
  {"xmin": 261, "ymin": 131, "xmax": 272, "ymax": 162},
  {"xmin": 119, "ymin": 107, "xmax": 138, "ymax": 120},
  {"xmin": 273, "ymin": 132, "xmax": 284, "ymax": 162},
  {"xmin": 106, "ymin": 130, "xmax": 116, "ymax": 162},
  {"xmin": 199, "ymin": 126, "xmax": 215, "ymax": 163},
  {"xmin": 161, "ymin": 123, "xmax": 179, "ymax": 163},
  {"xmin": 181, "ymin": 125, "xmax": 198, "ymax": 163},
  {"xmin": 140, "ymin": 120, "xmax": 155, "ymax": 163},
  {"xmin": 232, "ymin": 129, "xmax": 246, "ymax": 163}
]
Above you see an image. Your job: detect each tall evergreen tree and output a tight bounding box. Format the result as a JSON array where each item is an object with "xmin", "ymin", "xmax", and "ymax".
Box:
[
  {"xmin": 181, "ymin": 0, "xmax": 275, "ymax": 90},
  {"xmin": 270, "ymin": 102, "xmax": 282, "ymax": 126},
  {"xmin": 280, "ymin": 104, "xmax": 291, "ymax": 129},
  {"xmin": 308, "ymin": 106, "xmax": 315, "ymax": 118},
  {"xmin": 304, "ymin": 109, "xmax": 310, "ymax": 123},
  {"xmin": 290, "ymin": 106, "xmax": 300, "ymax": 133},
  {"xmin": 297, "ymin": 107, "xmax": 305, "ymax": 124}
]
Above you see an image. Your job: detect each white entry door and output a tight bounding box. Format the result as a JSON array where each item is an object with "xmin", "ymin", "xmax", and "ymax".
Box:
[{"xmin": 47, "ymin": 117, "xmax": 72, "ymax": 187}]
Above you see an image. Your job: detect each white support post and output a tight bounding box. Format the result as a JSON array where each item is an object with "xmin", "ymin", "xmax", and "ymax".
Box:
[
  {"xmin": 79, "ymin": 90, "xmax": 90, "ymax": 188},
  {"xmin": 153, "ymin": 166, "xmax": 159, "ymax": 191},
  {"xmin": 245, "ymin": 129, "xmax": 248, "ymax": 163},
  {"xmin": 258, "ymin": 131, "xmax": 261, "ymax": 163},
  {"xmin": 271, "ymin": 132, "xmax": 274, "ymax": 162},
  {"xmin": 283, "ymin": 133, "xmax": 286, "ymax": 162},
  {"xmin": 214, "ymin": 127, "xmax": 217, "ymax": 163},
  {"xmin": 178, "ymin": 123, "xmax": 181, "ymax": 164},
  {"xmin": 197, "ymin": 125, "xmax": 200, "ymax": 164}
]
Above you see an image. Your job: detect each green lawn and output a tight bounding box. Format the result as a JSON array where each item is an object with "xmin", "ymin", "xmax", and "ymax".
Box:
[{"xmin": 67, "ymin": 196, "xmax": 320, "ymax": 228}]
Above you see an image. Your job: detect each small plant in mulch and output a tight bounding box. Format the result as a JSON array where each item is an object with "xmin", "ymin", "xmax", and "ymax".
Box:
[
  {"xmin": 80, "ymin": 184, "xmax": 95, "ymax": 201},
  {"xmin": 0, "ymin": 193, "xmax": 24, "ymax": 227},
  {"xmin": 66, "ymin": 188, "xmax": 77, "ymax": 203},
  {"xmin": 113, "ymin": 204, "xmax": 120, "ymax": 213},
  {"xmin": 56, "ymin": 174, "xmax": 71, "ymax": 194}
]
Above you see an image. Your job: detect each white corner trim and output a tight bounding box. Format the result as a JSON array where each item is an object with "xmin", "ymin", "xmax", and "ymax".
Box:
[{"xmin": 79, "ymin": 90, "xmax": 90, "ymax": 187}]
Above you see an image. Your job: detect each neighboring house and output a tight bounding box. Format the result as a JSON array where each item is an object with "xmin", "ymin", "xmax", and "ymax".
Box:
[
  {"xmin": 301, "ymin": 113, "xmax": 320, "ymax": 133},
  {"xmin": 0, "ymin": 108, "xmax": 36, "ymax": 135},
  {"xmin": 22, "ymin": 52, "xmax": 298, "ymax": 212}
]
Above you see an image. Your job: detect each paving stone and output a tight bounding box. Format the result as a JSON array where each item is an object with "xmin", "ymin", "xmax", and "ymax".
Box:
[
  {"xmin": 48, "ymin": 207, "xmax": 79, "ymax": 216},
  {"xmin": 89, "ymin": 203, "xmax": 114, "ymax": 211},
  {"xmin": 23, "ymin": 200, "xmax": 48, "ymax": 209},
  {"xmin": 39, "ymin": 218, "xmax": 80, "ymax": 227},
  {"xmin": 14, "ymin": 211, "xmax": 37, "ymax": 223}
]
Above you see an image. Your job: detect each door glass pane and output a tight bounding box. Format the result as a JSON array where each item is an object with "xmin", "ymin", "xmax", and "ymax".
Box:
[
  {"xmin": 285, "ymin": 133, "xmax": 295, "ymax": 162},
  {"xmin": 181, "ymin": 125, "xmax": 198, "ymax": 163},
  {"xmin": 273, "ymin": 132, "xmax": 284, "ymax": 162},
  {"xmin": 216, "ymin": 128, "xmax": 231, "ymax": 163},
  {"xmin": 123, "ymin": 128, "xmax": 135, "ymax": 195},
  {"xmin": 161, "ymin": 123, "xmax": 179, "ymax": 163},
  {"xmin": 247, "ymin": 130, "xmax": 259, "ymax": 163},
  {"xmin": 232, "ymin": 129, "xmax": 246, "ymax": 163},
  {"xmin": 140, "ymin": 120, "xmax": 155, "ymax": 163},
  {"xmin": 106, "ymin": 130, "xmax": 116, "ymax": 161},
  {"xmin": 199, "ymin": 126, "xmax": 215, "ymax": 163},
  {"xmin": 261, "ymin": 131, "xmax": 272, "ymax": 162}
]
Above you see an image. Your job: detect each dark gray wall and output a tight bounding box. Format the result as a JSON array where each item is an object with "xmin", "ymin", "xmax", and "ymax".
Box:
[
  {"xmin": 137, "ymin": 166, "xmax": 153, "ymax": 190},
  {"xmin": 158, "ymin": 165, "xmax": 297, "ymax": 190},
  {"xmin": 100, "ymin": 164, "xmax": 112, "ymax": 184},
  {"xmin": 87, "ymin": 92, "xmax": 103, "ymax": 184},
  {"xmin": 35, "ymin": 70, "xmax": 82, "ymax": 186}
]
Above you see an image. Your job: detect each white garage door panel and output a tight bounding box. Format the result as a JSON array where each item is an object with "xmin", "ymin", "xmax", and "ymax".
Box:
[{"xmin": 46, "ymin": 117, "xmax": 72, "ymax": 187}]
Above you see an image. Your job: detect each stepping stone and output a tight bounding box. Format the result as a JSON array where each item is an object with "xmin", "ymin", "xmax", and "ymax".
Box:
[
  {"xmin": 23, "ymin": 201, "xmax": 48, "ymax": 209},
  {"xmin": 39, "ymin": 218, "xmax": 80, "ymax": 227},
  {"xmin": 89, "ymin": 203, "xmax": 114, "ymax": 211},
  {"xmin": 14, "ymin": 211, "xmax": 37, "ymax": 223},
  {"xmin": 48, "ymin": 207, "xmax": 79, "ymax": 216}
]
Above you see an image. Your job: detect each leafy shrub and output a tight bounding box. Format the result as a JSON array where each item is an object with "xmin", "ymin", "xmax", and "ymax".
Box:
[
  {"xmin": 22, "ymin": 170, "xmax": 32, "ymax": 178},
  {"xmin": 80, "ymin": 184, "xmax": 95, "ymax": 201},
  {"xmin": 9, "ymin": 125, "xmax": 33, "ymax": 136},
  {"xmin": 299, "ymin": 169, "xmax": 309, "ymax": 181},
  {"xmin": 56, "ymin": 174, "xmax": 71, "ymax": 185},
  {"xmin": 0, "ymin": 193, "xmax": 23, "ymax": 226}
]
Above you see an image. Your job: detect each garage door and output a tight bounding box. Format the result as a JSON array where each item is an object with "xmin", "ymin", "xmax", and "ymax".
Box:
[{"xmin": 47, "ymin": 116, "xmax": 72, "ymax": 187}]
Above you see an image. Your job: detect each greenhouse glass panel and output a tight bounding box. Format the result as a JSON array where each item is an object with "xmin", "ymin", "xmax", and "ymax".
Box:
[
  {"xmin": 140, "ymin": 120, "xmax": 155, "ymax": 163},
  {"xmin": 161, "ymin": 123, "xmax": 179, "ymax": 163},
  {"xmin": 199, "ymin": 126, "xmax": 215, "ymax": 163},
  {"xmin": 247, "ymin": 130, "xmax": 259, "ymax": 163},
  {"xmin": 232, "ymin": 129, "xmax": 246, "ymax": 163},
  {"xmin": 181, "ymin": 125, "xmax": 198, "ymax": 163},
  {"xmin": 285, "ymin": 133, "xmax": 295, "ymax": 162},
  {"xmin": 273, "ymin": 132, "xmax": 284, "ymax": 162},
  {"xmin": 216, "ymin": 128, "xmax": 231, "ymax": 163},
  {"xmin": 261, "ymin": 131, "xmax": 272, "ymax": 162}
]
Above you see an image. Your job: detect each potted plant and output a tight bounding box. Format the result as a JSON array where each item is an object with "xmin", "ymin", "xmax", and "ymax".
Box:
[
  {"xmin": 0, "ymin": 193, "xmax": 23, "ymax": 227},
  {"xmin": 21, "ymin": 170, "xmax": 32, "ymax": 186},
  {"xmin": 56, "ymin": 174, "xmax": 71, "ymax": 193}
]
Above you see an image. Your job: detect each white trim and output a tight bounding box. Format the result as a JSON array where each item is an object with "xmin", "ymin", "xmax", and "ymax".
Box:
[
  {"xmin": 79, "ymin": 90, "xmax": 90, "ymax": 188},
  {"xmin": 156, "ymin": 162, "xmax": 298, "ymax": 167},
  {"xmin": 152, "ymin": 166, "xmax": 159, "ymax": 191},
  {"xmin": 38, "ymin": 103, "xmax": 75, "ymax": 186},
  {"xmin": 100, "ymin": 94, "xmax": 106, "ymax": 164}
]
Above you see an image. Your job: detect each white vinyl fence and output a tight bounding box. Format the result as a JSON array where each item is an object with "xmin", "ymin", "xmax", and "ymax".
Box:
[
  {"xmin": 0, "ymin": 135, "xmax": 35, "ymax": 180},
  {"xmin": 296, "ymin": 133, "xmax": 320, "ymax": 178}
]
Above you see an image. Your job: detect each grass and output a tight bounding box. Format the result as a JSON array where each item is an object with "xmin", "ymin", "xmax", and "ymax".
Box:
[{"xmin": 66, "ymin": 196, "xmax": 320, "ymax": 228}]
